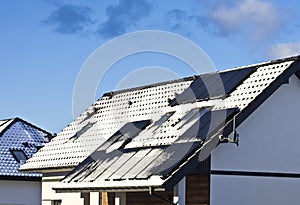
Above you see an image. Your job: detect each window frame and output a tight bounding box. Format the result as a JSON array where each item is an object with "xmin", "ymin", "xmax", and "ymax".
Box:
[
  {"xmin": 10, "ymin": 149, "xmax": 28, "ymax": 163},
  {"xmin": 51, "ymin": 200, "xmax": 62, "ymax": 205}
]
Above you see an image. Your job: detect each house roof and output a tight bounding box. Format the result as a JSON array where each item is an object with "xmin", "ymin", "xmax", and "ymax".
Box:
[
  {"xmin": 0, "ymin": 118, "xmax": 50, "ymax": 180},
  {"xmin": 20, "ymin": 56, "xmax": 300, "ymax": 191}
]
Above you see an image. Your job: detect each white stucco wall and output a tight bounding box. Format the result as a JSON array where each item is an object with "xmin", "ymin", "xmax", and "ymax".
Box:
[
  {"xmin": 211, "ymin": 74, "xmax": 300, "ymax": 205},
  {"xmin": 42, "ymin": 178, "xmax": 102, "ymax": 205},
  {"xmin": 0, "ymin": 180, "xmax": 41, "ymax": 205},
  {"xmin": 42, "ymin": 178, "xmax": 83, "ymax": 205}
]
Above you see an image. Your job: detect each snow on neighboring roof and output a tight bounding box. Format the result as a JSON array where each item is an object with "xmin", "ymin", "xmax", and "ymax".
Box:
[
  {"xmin": 20, "ymin": 56, "xmax": 299, "ymax": 177},
  {"xmin": 0, "ymin": 118, "xmax": 50, "ymax": 179},
  {"xmin": 0, "ymin": 119, "xmax": 14, "ymax": 133}
]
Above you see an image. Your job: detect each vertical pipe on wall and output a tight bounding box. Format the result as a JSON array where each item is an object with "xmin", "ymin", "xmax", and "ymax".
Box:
[
  {"xmin": 178, "ymin": 177, "xmax": 186, "ymax": 205},
  {"xmin": 173, "ymin": 184, "xmax": 179, "ymax": 204}
]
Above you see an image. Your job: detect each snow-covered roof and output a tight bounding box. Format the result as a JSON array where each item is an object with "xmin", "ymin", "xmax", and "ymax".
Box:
[
  {"xmin": 20, "ymin": 56, "xmax": 300, "ymax": 190},
  {"xmin": 0, "ymin": 118, "xmax": 50, "ymax": 179}
]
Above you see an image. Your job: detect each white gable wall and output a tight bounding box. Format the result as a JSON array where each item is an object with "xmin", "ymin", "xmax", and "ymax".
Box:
[
  {"xmin": 42, "ymin": 178, "xmax": 83, "ymax": 205},
  {"xmin": 0, "ymin": 180, "xmax": 41, "ymax": 205},
  {"xmin": 42, "ymin": 178, "xmax": 100, "ymax": 205},
  {"xmin": 211, "ymin": 74, "xmax": 300, "ymax": 204}
]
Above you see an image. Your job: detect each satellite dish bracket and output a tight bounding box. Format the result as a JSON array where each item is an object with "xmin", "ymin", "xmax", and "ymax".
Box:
[{"xmin": 219, "ymin": 116, "xmax": 239, "ymax": 146}]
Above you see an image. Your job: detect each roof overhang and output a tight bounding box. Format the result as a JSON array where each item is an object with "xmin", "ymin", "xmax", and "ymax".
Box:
[
  {"xmin": 19, "ymin": 166, "xmax": 74, "ymax": 174},
  {"xmin": 53, "ymin": 175, "xmax": 165, "ymax": 193}
]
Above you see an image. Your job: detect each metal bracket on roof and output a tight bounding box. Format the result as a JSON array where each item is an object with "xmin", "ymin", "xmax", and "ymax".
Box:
[
  {"xmin": 103, "ymin": 91, "xmax": 114, "ymax": 99},
  {"xmin": 149, "ymin": 187, "xmax": 177, "ymax": 205},
  {"xmin": 46, "ymin": 133, "xmax": 57, "ymax": 141},
  {"xmin": 219, "ymin": 116, "xmax": 239, "ymax": 146}
]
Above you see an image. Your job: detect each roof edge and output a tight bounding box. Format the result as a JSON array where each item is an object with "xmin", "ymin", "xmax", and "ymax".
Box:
[
  {"xmin": 0, "ymin": 175, "xmax": 42, "ymax": 182},
  {"xmin": 19, "ymin": 165, "xmax": 74, "ymax": 173},
  {"xmin": 100, "ymin": 55, "xmax": 300, "ymax": 99},
  {"xmin": 14, "ymin": 117, "xmax": 51, "ymax": 136}
]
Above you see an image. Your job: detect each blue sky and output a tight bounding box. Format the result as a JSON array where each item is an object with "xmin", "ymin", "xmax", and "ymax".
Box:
[{"xmin": 1, "ymin": 0, "xmax": 300, "ymax": 132}]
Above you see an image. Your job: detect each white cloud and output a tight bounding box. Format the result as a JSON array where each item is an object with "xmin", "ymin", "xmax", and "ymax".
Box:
[
  {"xmin": 268, "ymin": 42, "xmax": 300, "ymax": 59},
  {"xmin": 209, "ymin": 0, "xmax": 282, "ymax": 41}
]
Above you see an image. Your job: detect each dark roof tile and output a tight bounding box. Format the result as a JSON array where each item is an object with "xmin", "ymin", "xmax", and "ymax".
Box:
[{"xmin": 0, "ymin": 118, "xmax": 49, "ymax": 178}]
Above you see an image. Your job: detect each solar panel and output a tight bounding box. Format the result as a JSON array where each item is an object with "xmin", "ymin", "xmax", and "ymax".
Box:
[
  {"xmin": 80, "ymin": 151, "xmax": 122, "ymax": 182},
  {"xmin": 108, "ymin": 148, "xmax": 153, "ymax": 180},
  {"xmin": 64, "ymin": 150, "xmax": 121, "ymax": 182},
  {"xmin": 63, "ymin": 108, "xmax": 239, "ymax": 183},
  {"xmin": 179, "ymin": 108, "xmax": 237, "ymax": 141},
  {"xmin": 150, "ymin": 142, "xmax": 199, "ymax": 177},
  {"xmin": 169, "ymin": 67, "xmax": 256, "ymax": 106},
  {"xmin": 63, "ymin": 120, "xmax": 152, "ymax": 182},
  {"xmin": 147, "ymin": 108, "xmax": 239, "ymax": 178},
  {"xmin": 98, "ymin": 120, "xmax": 152, "ymax": 151},
  {"xmin": 148, "ymin": 112, "xmax": 175, "ymax": 133},
  {"xmin": 96, "ymin": 152, "xmax": 136, "ymax": 181}
]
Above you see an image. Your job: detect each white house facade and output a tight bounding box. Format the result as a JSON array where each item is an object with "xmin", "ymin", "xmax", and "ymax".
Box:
[{"xmin": 211, "ymin": 74, "xmax": 300, "ymax": 205}]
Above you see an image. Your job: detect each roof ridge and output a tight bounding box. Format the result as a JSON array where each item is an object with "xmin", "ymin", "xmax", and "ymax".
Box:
[
  {"xmin": 221, "ymin": 55, "xmax": 300, "ymax": 72},
  {"xmin": 0, "ymin": 117, "xmax": 51, "ymax": 138},
  {"xmin": 13, "ymin": 117, "xmax": 51, "ymax": 136},
  {"xmin": 99, "ymin": 55, "xmax": 300, "ymax": 99}
]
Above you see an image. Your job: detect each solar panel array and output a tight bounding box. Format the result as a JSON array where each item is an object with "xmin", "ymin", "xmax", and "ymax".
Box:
[
  {"xmin": 169, "ymin": 67, "xmax": 256, "ymax": 106},
  {"xmin": 20, "ymin": 58, "xmax": 296, "ymax": 176}
]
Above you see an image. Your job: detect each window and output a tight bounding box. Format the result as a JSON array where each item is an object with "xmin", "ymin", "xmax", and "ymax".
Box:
[
  {"xmin": 51, "ymin": 200, "xmax": 62, "ymax": 205},
  {"xmin": 10, "ymin": 149, "xmax": 28, "ymax": 164}
]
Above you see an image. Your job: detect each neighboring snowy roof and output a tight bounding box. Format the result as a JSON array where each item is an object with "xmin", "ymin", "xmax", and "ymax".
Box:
[
  {"xmin": 21, "ymin": 56, "xmax": 300, "ymax": 191},
  {"xmin": 0, "ymin": 118, "xmax": 50, "ymax": 179}
]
